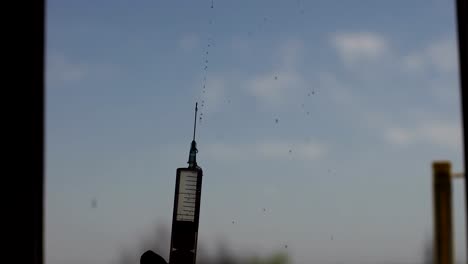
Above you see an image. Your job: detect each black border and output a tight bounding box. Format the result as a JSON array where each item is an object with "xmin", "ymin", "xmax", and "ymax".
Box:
[
  {"xmin": 455, "ymin": 0, "xmax": 468, "ymax": 257},
  {"xmin": 11, "ymin": 0, "xmax": 46, "ymax": 263}
]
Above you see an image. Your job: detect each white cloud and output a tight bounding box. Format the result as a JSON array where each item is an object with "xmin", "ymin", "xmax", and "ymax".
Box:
[
  {"xmin": 204, "ymin": 140, "xmax": 327, "ymax": 162},
  {"xmin": 385, "ymin": 127, "xmax": 414, "ymax": 145},
  {"xmin": 318, "ymin": 72, "xmax": 357, "ymax": 106},
  {"xmin": 324, "ymin": 34, "xmax": 461, "ymax": 153},
  {"xmin": 47, "ymin": 53, "xmax": 87, "ymax": 83},
  {"xmin": 419, "ymin": 120, "xmax": 462, "ymax": 150},
  {"xmin": 203, "ymin": 143, "xmax": 245, "ymax": 161},
  {"xmin": 230, "ymin": 36, "xmax": 250, "ymax": 53},
  {"xmin": 425, "ymin": 38, "xmax": 457, "ymax": 72},
  {"xmin": 279, "ymin": 38, "xmax": 304, "ymax": 69},
  {"xmin": 179, "ymin": 33, "xmax": 200, "ymax": 52},
  {"xmin": 403, "ymin": 38, "xmax": 457, "ymax": 73},
  {"xmin": 246, "ymin": 70, "xmax": 304, "ymax": 108},
  {"xmin": 46, "ymin": 52, "xmax": 120, "ymax": 86},
  {"xmin": 331, "ymin": 32, "xmax": 388, "ymax": 64},
  {"xmin": 403, "ymin": 54, "xmax": 426, "ymax": 72},
  {"xmin": 245, "ymin": 39, "xmax": 306, "ymax": 108},
  {"xmin": 384, "ymin": 120, "xmax": 462, "ymax": 150},
  {"xmin": 317, "ymin": 73, "xmax": 461, "ymax": 152}
]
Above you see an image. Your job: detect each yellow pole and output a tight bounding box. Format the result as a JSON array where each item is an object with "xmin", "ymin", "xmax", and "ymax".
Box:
[{"xmin": 433, "ymin": 161, "xmax": 453, "ymax": 264}]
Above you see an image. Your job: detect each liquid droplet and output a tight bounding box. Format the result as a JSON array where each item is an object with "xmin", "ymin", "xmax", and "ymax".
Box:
[
  {"xmin": 275, "ymin": 118, "xmax": 279, "ymax": 124},
  {"xmin": 284, "ymin": 245, "xmax": 288, "ymax": 249},
  {"xmin": 306, "ymin": 111, "xmax": 310, "ymax": 115},
  {"xmin": 289, "ymin": 149, "xmax": 292, "ymax": 154},
  {"xmin": 312, "ymin": 91, "xmax": 315, "ymax": 95},
  {"xmin": 206, "ymin": 60, "xmax": 208, "ymax": 63},
  {"xmin": 91, "ymin": 199, "xmax": 97, "ymax": 208},
  {"xmin": 263, "ymin": 208, "xmax": 266, "ymax": 212},
  {"xmin": 274, "ymin": 76, "xmax": 278, "ymax": 80},
  {"xmin": 232, "ymin": 220, "xmax": 235, "ymax": 224}
]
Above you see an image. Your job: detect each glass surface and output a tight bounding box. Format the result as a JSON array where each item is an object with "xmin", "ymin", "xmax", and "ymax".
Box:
[{"xmin": 46, "ymin": 0, "xmax": 466, "ymax": 264}]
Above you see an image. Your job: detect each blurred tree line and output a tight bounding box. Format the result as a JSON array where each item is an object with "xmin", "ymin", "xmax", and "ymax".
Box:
[
  {"xmin": 118, "ymin": 224, "xmax": 468, "ymax": 264},
  {"xmin": 116, "ymin": 223, "xmax": 290, "ymax": 264}
]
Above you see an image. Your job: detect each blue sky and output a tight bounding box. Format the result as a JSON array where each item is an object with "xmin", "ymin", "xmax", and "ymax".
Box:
[{"xmin": 46, "ymin": 0, "xmax": 465, "ymax": 263}]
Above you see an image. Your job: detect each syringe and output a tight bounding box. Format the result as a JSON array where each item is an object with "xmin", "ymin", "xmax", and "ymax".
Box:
[{"xmin": 169, "ymin": 103, "xmax": 204, "ymax": 264}]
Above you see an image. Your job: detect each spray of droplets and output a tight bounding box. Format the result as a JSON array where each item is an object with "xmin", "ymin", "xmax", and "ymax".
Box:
[
  {"xmin": 197, "ymin": 0, "xmax": 217, "ymax": 125},
  {"xmin": 264, "ymin": 0, "xmax": 316, "ymax": 156},
  {"xmin": 193, "ymin": 1, "xmax": 316, "ymax": 155},
  {"xmin": 296, "ymin": 0, "xmax": 316, "ymax": 118}
]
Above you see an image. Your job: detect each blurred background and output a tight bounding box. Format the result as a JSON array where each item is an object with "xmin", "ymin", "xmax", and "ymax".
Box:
[{"xmin": 45, "ymin": 0, "xmax": 466, "ymax": 263}]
